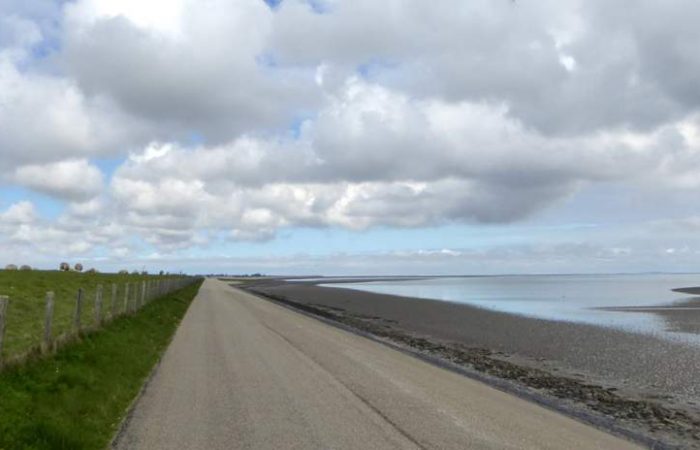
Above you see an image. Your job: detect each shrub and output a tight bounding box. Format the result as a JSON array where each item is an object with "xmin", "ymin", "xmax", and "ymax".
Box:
[
  {"xmin": 19, "ymin": 265, "xmax": 32, "ymax": 271},
  {"xmin": 74, "ymin": 263, "xmax": 84, "ymax": 272},
  {"xmin": 59, "ymin": 262, "xmax": 70, "ymax": 272},
  {"xmin": 4, "ymin": 264, "xmax": 18, "ymax": 271}
]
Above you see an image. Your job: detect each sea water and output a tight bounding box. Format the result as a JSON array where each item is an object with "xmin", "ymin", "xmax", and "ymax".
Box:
[{"xmin": 321, "ymin": 273, "xmax": 700, "ymax": 343}]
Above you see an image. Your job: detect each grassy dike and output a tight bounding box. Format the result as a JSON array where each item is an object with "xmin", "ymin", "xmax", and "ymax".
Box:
[
  {"xmin": 0, "ymin": 280, "xmax": 203, "ymax": 450},
  {"xmin": 0, "ymin": 270, "xmax": 181, "ymax": 358}
]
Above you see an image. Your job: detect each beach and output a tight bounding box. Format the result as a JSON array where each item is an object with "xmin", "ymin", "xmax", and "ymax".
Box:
[{"xmin": 244, "ymin": 279, "xmax": 700, "ymax": 448}]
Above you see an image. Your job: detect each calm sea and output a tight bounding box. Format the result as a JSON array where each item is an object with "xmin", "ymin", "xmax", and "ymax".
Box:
[{"xmin": 320, "ymin": 274, "xmax": 700, "ymax": 344}]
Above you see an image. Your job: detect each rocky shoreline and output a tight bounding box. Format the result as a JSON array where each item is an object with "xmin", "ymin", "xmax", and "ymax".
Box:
[{"xmin": 242, "ymin": 281, "xmax": 700, "ymax": 449}]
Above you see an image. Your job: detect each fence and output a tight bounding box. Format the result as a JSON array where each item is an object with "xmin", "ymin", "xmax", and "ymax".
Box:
[{"xmin": 0, "ymin": 276, "xmax": 199, "ymax": 370}]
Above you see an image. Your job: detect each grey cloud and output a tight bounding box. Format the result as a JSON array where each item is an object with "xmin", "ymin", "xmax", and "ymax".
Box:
[
  {"xmin": 270, "ymin": 0, "xmax": 700, "ymax": 135},
  {"xmin": 60, "ymin": 0, "xmax": 320, "ymax": 143},
  {"xmin": 585, "ymin": 0, "xmax": 700, "ymax": 109},
  {"xmin": 0, "ymin": 53, "xmax": 146, "ymax": 174}
]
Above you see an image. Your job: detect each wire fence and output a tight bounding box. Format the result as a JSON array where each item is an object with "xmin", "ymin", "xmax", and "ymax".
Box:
[{"xmin": 0, "ymin": 276, "xmax": 199, "ymax": 370}]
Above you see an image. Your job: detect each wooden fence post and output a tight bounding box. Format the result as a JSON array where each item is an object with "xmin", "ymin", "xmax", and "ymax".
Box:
[
  {"xmin": 0, "ymin": 296, "xmax": 8, "ymax": 368},
  {"xmin": 111, "ymin": 284, "xmax": 118, "ymax": 319},
  {"xmin": 73, "ymin": 288, "xmax": 84, "ymax": 333},
  {"xmin": 95, "ymin": 284, "xmax": 103, "ymax": 326},
  {"xmin": 43, "ymin": 292, "xmax": 54, "ymax": 353},
  {"xmin": 141, "ymin": 281, "xmax": 146, "ymax": 309},
  {"xmin": 123, "ymin": 283, "xmax": 130, "ymax": 315}
]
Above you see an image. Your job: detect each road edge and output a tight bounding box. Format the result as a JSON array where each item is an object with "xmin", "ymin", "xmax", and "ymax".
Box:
[{"xmin": 108, "ymin": 284, "xmax": 203, "ymax": 449}]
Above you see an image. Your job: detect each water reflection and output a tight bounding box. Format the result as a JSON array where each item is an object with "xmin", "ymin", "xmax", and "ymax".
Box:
[{"xmin": 321, "ymin": 273, "xmax": 700, "ymax": 344}]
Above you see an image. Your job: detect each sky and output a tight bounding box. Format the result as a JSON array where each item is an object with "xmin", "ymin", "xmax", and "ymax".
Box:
[{"xmin": 2, "ymin": 0, "xmax": 700, "ymax": 275}]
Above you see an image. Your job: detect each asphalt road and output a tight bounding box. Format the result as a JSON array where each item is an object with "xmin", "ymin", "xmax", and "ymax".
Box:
[{"xmin": 113, "ymin": 279, "xmax": 641, "ymax": 449}]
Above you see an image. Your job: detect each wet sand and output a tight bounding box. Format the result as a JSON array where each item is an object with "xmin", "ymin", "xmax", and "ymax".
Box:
[
  {"xmin": 602, "ymin": 297, "xmax": 700, "ymax": 335},
  {"xmin": 244, "ymin": 280, "xmax": 700, "ymax": 448}
]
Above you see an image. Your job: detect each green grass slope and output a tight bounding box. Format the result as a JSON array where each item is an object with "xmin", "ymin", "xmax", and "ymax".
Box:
[
  {"xmin": 0, "ymin": 280, "xmax": 202, "ymax": 450},
  {"xmin": 0, "ymin": 270, "xmax": 177, "ymax": 359}
]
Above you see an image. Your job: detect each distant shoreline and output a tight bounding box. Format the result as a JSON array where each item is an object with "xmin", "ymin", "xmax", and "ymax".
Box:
[{"xmin": 673, "ymin": 286, "xmax": 700, "ymax": 295}]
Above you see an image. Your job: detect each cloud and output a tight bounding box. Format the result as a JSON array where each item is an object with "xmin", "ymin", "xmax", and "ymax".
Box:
[
  {"xmin": 60, "ymin": 0, "xmax": 320, "ymax": 143},
  {"xmin": 269, "ymin": 0, "xmax": 700, "ymax": 135},
  {"xmin": 3, "ymin": 0, "xmax": 700, "ymax": 271},
  {"xmin": 14, "ymin": 159, "xmax": 104, "ymax": 201},
  {"xmin": 0, "ymin": 57, "xmax": 91, "ymax": 167},
  {"xmin": 0, "ymin": 14, "xmax": 42, "ymax": 50},
  {"xmin": 0, "ymin": 199, "xmax": 134, "ymax": 266},
  {"xmin": 0, "ymin": 52, "xmax": 144, "ymax": 174},
  {"xmin": 107, "ymin": 77, "xmax": 697, "ymax": 245},
  {"xmin": 0, "ymin": 201, "xmax": 38, "ymax": 225}
]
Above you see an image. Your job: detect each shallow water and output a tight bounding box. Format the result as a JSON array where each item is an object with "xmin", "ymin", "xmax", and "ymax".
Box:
[{"xmin": 321, "ymin": 274, "xmax": 700, "ymax": 344}]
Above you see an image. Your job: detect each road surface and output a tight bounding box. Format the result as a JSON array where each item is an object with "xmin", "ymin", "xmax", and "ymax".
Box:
[{"xmin": 114, "ymin": 279, "xmax": 641, "ymax": 449}]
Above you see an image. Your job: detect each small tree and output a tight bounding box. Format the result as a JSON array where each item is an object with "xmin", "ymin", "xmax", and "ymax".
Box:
[
  {"xmin": 19, "ymin": 265, "xmax": 32, "ymax": 271},
  {"xmin": 60, "ymin": 262, "xmax": 70, "ymax": 272},
  {"xmin": 86, "ymin": 268, "xmax": 97, "ymax": 274},
  {"xmin": 74, "ymin": 263, "xmax": 84, "ymax": 272},
  {"xmin": 118, "ymin": 269, "xmax": 129, "ymax": 275},
  {"xmin": 4, "ymin": 264, "xmax": 18, "ymax": 271}
]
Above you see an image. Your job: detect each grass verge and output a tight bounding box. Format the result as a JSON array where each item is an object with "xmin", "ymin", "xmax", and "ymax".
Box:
[{"xmin": 0, "ymin": 280, "xmax": 202, "ymax": 450}]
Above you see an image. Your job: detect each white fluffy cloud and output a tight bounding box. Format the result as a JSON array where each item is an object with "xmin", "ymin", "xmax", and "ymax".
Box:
[
  {"xmin": 14, "ymin": 159, "xmax": 104, "ymax": 201},
  {"xmin": 0, "ymin": 201, "xmax": 38, "ymax": 225},
  {"xmin": 106, "ymin": 78, "xmax": 700, "ymax": 246},
  {"xmin": 0, "ymin": 57, "xmax": 94, "ymax": 168},
  {"xmin": 0, "ymin": 42, "xmax": 142, "ymax": 174},
  {"xmin": 3, "ymin": 0, "xmax": 700, "ymax": 269}
]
